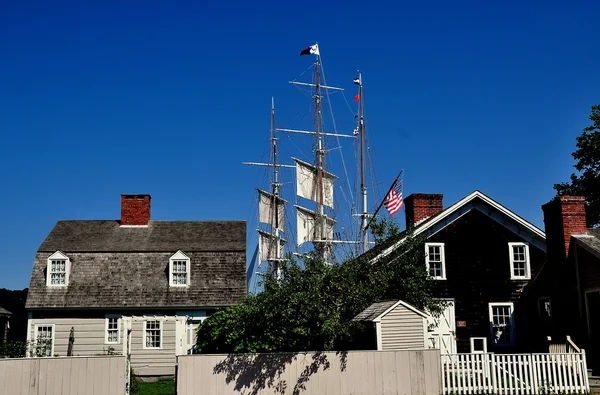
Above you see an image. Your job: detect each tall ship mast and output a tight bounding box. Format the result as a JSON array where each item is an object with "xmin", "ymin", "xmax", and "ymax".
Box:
[{"xmin": 245, "ymin": 43, "xmax": 383, "ymax": 283}]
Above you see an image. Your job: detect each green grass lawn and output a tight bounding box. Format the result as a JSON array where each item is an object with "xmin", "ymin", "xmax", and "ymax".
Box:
[{"xmin": 136, "ymin": 378, "xmax": 175, "ymax": 395}]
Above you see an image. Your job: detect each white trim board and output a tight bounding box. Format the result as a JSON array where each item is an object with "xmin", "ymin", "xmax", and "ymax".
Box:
[
  {"xmin": 377, "ymin": 191, "xmax": 546, "ymax": 260},
  {"xmin": 373, "ymin": 300, "xmax": 429, "ymax": 322}
]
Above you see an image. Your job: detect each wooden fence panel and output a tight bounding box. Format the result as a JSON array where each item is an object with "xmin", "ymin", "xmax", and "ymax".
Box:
[
  {"xmin": 0, "ymin": 356, "xmax": 126, "ymax": 395},
  {"xmin": 441, "ymin": 352, "xmax": 589, "ymax": 395},
  {"xmin": 177, "ymin": 349, "xmax": 441, "ymax": 395}
]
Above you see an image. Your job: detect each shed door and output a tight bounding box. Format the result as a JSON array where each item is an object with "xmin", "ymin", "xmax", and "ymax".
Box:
[{"xmin": 427, "ymin": 300, "xmax": 457, "ymax": 355}]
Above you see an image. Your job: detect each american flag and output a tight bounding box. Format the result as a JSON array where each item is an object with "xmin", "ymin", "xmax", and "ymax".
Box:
[{"xmin": 384, "ymin": 177, "xmax": 404, "ymax": 216}]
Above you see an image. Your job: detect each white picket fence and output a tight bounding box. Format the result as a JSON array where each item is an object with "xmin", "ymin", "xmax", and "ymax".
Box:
[{"xmin": 441, "ymin": 353, "xmax": 590, "ymax": 394}]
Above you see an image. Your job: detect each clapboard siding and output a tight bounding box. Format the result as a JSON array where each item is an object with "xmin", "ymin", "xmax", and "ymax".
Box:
[
  {"xmin": 381, "ymin": 304, "xmax": 425, "ymax": 349},
  {"xmin": 130, "ymin": 320, "xmax": 177, "ymax": 376},
  {"xmin": 29, "ymin": 318, "xmax": 122, "ymax": 356},
  {"xmin": 28, "ymin": 316, "xmax": 180, "ymax": 376}
]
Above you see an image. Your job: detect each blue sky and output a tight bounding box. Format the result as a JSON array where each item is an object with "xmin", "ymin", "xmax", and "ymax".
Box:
[{"xmin": 1, "ymin": 0, "xmax": 598, "ymax": 290}]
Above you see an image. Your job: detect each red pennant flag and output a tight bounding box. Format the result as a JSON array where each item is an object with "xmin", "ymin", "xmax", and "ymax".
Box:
[{"xmin": 354, "ymin": 95, "xmax": 360, "ymax": 102}]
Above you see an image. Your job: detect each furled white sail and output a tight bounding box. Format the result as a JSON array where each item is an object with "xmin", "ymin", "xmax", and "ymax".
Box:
[
  {"xmin": 295, "ymin": 205, "xmax": 336, "ymax": 246},
  {"xmin": 258, "ymin": 189, "xmax": 286, "ymax": 231},
  {"xmin": 293, "ymin": 158, "xmax": 336, "ymax": 208},
  {"xmin": 258, "ymin": 230, "xmax": 286, "ymax": 262}
]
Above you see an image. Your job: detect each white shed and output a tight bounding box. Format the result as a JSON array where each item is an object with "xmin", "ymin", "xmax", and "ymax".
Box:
[{"xmin": 353, "ymin": 300, "xmax": 429, "ymax": 351}]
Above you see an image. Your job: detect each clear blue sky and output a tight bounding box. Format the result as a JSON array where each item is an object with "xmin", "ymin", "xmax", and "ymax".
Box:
[{"xmin": 1, "ymin": 0, "xmax": 598, "ymax": 290}]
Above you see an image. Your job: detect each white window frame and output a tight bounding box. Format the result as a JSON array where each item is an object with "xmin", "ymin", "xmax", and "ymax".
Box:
[
  {"xmin": 33, "ymin": 324, "xmax": 55, "ymax": 357},
  {"xmin": 489, "ymin": 302, "xmax": 515, "ymax": 347},
  {"xmin": 46, "ymin": 251, "xmax": 71, "ymax": 287},
  {"xmin": 425, "ymin": 242, "xmax": 446, "ymax": 280},
  {"xmin": 143, "ymin": 320, "xmax": 163, "ymax": 349},
  {"xmin": 470, "ymin": 337, "xmax": 488, "ymax": 353},
  {"xmin": 508, "ymin": 242, "xmax": 531, "ymax": 280},
  {"xmin": 105, "ymin": 315, "xmax": 121, "ymax": 345},
  {"xmin": 169, "ymin": 250, "xmax": 191, "ymax": 287}
]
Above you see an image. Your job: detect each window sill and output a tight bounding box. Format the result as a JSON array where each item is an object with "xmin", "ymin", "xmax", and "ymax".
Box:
[
  {"xmin": 169, "ymin": 284, "xmax": 190, "ymax": 288},
  {"xmin": 510, "ymin": 276, "xmax": 531, "ymax": 281}
]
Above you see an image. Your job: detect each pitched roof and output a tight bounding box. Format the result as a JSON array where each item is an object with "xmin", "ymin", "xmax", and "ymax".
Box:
[
  {"xmin": 353, "ymin": 300, "xmax": 428, "ymax": 322},
  {"xmin": 573, "ymin": 228, "xmax": 600, "ymax": 258},
  {"xmin": 0, "ymin": 307, "xmax": 12, "ymax": 316},
  {"xmin": 38, "ymin": 220, "xmax": 246, "ymax": 252},
  {"xmin": 26, "ymin": 220, "xmax": 247, "ymax": 309},
  {"xmin": 353, "ymin": 300, "xmax": 398, "ymax": 321},
  {"xmin": 374, "ymin": 190, "xmax": 546, "ymax": 260}
]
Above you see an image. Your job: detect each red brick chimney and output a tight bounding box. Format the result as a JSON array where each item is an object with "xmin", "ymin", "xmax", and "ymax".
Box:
[
  {"xmin": 405, "ymin": 193, "xmax": 444, "ymax": 228},
  {"xmin": 120, "ymin": 194, "xmax": 151, "ymax": 225},
  {"xmin": 542, "ymin": 195, "xmax": 587, "ymax": 259}
]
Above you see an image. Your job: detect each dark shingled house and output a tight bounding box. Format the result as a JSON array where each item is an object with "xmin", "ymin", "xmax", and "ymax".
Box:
[
  {"xmin": 526, "ymin": 196, "xmax": 600, "ymax": 370},
  {"xmin": 25, "ymin": 194, "xmax": 246, "ymax": 376},
  {"xmin": 365, "ymin": 191, "xmax": 547, "ymax": 354}
]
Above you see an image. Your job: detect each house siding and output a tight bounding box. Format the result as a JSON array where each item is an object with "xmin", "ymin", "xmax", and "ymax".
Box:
[
  {"xmin": 130, "ymin": 320, "xmax": 178, "ymax": 376},
  {"xmin": 27, "ymin": 315, "xmax": 183, "ymax": 376},
  {"xmin": 426, "ymin": 210, "xmax": 546, "ymax": 353},
  {"xmin": 380, "ymin": 305, "xmax": 425, "ymax": 350},
  {"xmin": 29, "ymin": 318, "xmax": 123, "ymax": 357}
]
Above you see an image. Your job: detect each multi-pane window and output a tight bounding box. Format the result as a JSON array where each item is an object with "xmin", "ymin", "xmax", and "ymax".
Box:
[
  {"xmin": 144, "ymin": 320, "xmax": 162, "ymax": 349},
  {"xmin": 50, "ymin": 260, "xmax": 66, "ymax": 285},
  {"xmin": 509, "ymin": 242, "xmax": 530, "ymax": 280},
  {"xmin": 489, "ymin": 303, "xmax": 514, "ymax": 346},
  {"xmin": 169, "ymin": 251, "xmax": 190, "ymax": 286},
  {"xmin": 105, "ymin": 316, "xmax": 120, "ymax": 344},
  {"xmin": 35, "ymin": 325, "xmax": 54, "ymax": 357},
  {"xmin": 46, "ymin": 251, "xmax": 70, "ymax": 286},
  {"xmin": 426, "ymin": 243, "xmax": 446, "ymax": 280},
  {"xmin": 172, "ymin": 260, "xmax": 188, "ymax": 285}
]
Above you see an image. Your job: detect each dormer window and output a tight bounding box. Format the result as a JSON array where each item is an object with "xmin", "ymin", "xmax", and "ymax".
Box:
[
  {"xmin": 509, "ymin": 242, "xmax": 531, "ymax": 280},
  {"xmin": 169, "ymin": 250, "xmax": 190, "ymax": 286},
  {"xmin": 46, "ymin": 251, "xmax": 70, "ymax": 287},
  {"xmin": 425, "ymin": 243, "xmax": 446, "ymax": 280}
]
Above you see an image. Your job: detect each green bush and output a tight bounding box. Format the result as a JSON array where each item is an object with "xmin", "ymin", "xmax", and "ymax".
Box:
[{"xmin": 0, "ymin": 340, "xmax": 27, "ymax": 358}]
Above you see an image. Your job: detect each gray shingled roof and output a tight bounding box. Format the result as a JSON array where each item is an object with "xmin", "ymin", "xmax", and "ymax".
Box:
[
  {"xmin": 26, "ymin": 220, "xmax": 247, "ymax": 309},
  {"xmin": 38, "ymin": 220, "xmax": 245, "ymax": 252},
  {"xmin": 0, "ymin": 307, "xmax": 12, "ymax": 316},
  {"xmin": 574, "ymin": 228, "xmax": 600, "ymax": 257},
  {"xmin": 353, "ymin": 300, "xmax": 398, "ymax": 321}
]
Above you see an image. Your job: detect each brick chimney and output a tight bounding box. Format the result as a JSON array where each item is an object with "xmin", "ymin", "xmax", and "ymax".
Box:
[
  {"xmin": 542, "ymin": 195, "xmax": 587, "ymax": 259},
  {"xmin": 120, "ymin": 194, "xmax": 151, "ymax": 225},
  {"xmin": 405, "ymin": 193, "xmax": 444, "ymax": 228}
]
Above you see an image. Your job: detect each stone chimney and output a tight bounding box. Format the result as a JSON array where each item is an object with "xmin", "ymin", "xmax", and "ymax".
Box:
[
  {"xmin": 404, "ymin": 193, "xmax": 444, "ymax": 228},
  {"xmin": 542, "ymin": 195, "xmax": 587, "ymax": 259},
  {"xmin": 120, "ymin": 194, "xmax": 151, "ymax": 226}
]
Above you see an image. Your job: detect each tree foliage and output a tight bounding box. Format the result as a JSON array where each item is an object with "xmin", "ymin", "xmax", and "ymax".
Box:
[
  {"xmin": 555, "ymin": 104, "xmax": 600, "ymax": 228},
  {"xmin": 196, "ymin": 224, "xmax": 443, "ymax": 354}
]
